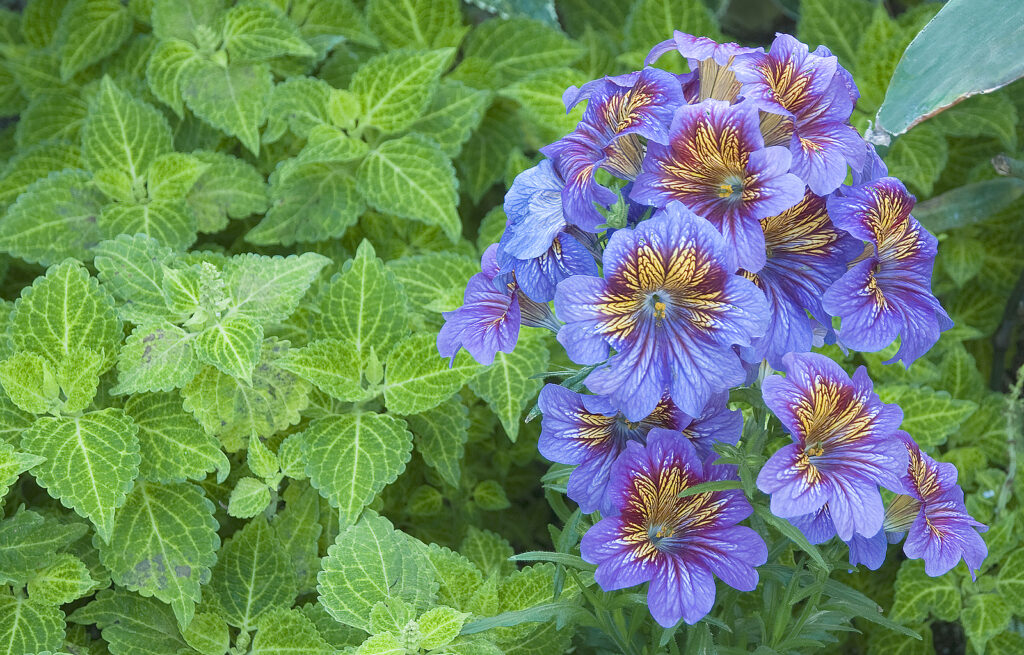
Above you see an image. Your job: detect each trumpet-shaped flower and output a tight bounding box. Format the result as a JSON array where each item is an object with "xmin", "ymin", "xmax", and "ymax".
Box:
[
  {"xmin": 581, "ymin": 431, "xmax": 766, "ymax": 627},
  {"xmin": 631, "ymin": 100, "xmax": 804, "ymax": 271},
  {"xmin": 555, "ymin": 205, "xmax": 768, "ymax": 421},
  {"xmin": 757, "ymin": 352, "xmax": 906, "ymax": 540}
]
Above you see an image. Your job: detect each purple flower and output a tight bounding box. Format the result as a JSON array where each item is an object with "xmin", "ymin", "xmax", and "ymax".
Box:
[
  {"xmin": 789, "ymin": 506, "xmax": 889, "ymax": 570},
  {"xmin": 581, "ymin": 431, "xmax": 767, "ymax": 627},
  {"xmin": 739, "ymin": 190, "xmax": 861, "ymax": 368},
  {"xmin": 555, "ymin": 206, "xmax": 768, "ymax": 421},
  {"xmin": 886, "ymin": 435, "xmax": 987, "ymax": 579},
  {"xmin": 497, "ymin": 160, "xmax": 599, "ymax": 302},
  {"xmin": 542, "ymin": 68, "xmax": 686, "ymax": 231},
  {"xmin": 732, "ymin": 34, "xmax": 863, "ymax": 194},
  {"xmin": 757, "ymin": 352, "xmax": 906, "ymax": 540},
  {"xmin": 644, "ymin": 32, "xmax": 762, "ymax": 103},
  {"xmin": 631, "ymin": 100, "xmax": 805, "ymax": 271},
  {"xmin": 823, "ymin": 177, "xmax": 952, "ymax": 364}
]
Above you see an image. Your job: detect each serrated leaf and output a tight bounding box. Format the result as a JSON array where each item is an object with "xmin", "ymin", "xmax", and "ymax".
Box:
[
  {"xmin": 55, "ymin": 347, "xmax": 103, "ymax": 413},
  {"xmin": 58, "ymin": 0, "xmax": 133, "ymax": 80},
  {"xmin": 188, "ymin": 150, "xmax": 268, "ymax": 233},
  {"xmin": 26, "ymin": 553, "xmax": 96, "ymax": 606},
  {"xmin": 456, "ymin": 100, "xmax": 521, "ymax": 203},
  {"xmin": 182, "ymin": 340, "xmax": 311, "ymax": 451},
  {"xmin": 462, "ymin": 17, "xmax": 581, "ymax": 87},
  {"xmin": 501, "ymin": 67, "xmax": 586, "ymax": 142},
  {"xmin": 15, "ymin": 92, "xmax": 88, "ymax": 149},
  {"xmin": 21, "ymin": 408, "xmax": 141, "ymax": 542},
  {"xmin": 891, "ymin": 558, "xmax": 961, "ymax": 623},
  {"xmin": 252, "ymin": 607, "xmax": 333, "ymax": 655},
  {"xmin": 126, "ymin": 391, "xmax": 229, "ymax": 484},
  {"xmin": 0, "ymin": 510, "xmax": 88, "ymax": 585},
  {"xmin": 273, "ymin": 481, "xmax": 322, "ymax": 589},
  {"xmin": 940, "ymin": 236, "xmax": 985, "ymax": 288},
  {"xmin": 21, "ymin": 0, "xmax": 69, "ymax": 48},
  {"xmin": 275, "ymin": 339, "xmax": 369, "ymax": 402},
  {"xmin": 351, "ymin": 48, "xmax": 453, "ymax": 134},
  {"xmin": 209, "ymin": 517, "xmax": 296, "ymax": 631},
  {"xmin": 0, "ymin": 169, "xmax": 105, "ymax": 266},
  {"xmin": 472, "ymin": 480, "xmax": 511, "ymax": 511},
  {"xmin": 410, "ymin": 81, "xmax": 491, "ymax": 157},
  {"xmin": 383, "ymin": 334, "xmax": 480, "ymax": 415},
  {"xmin": 0, "ymin": 442, "xmax": 46, "ymax": 501},
  {"xmin": 113, "ymin": 322, "xmax": 199, "ymax": 395},
  {"xmin": 146, "ymin": 39, "xmax": 201, "ymax": 118},
  {"xmin": 876, "ymin": 384, "xmax": 978, "ymax": 449},
  {"xmin": 93, "ymin": 234, "xmax": 175, "ymax": 323},
  {"xmin": 11, "ymin": 260, "xmax": 121, "ymax": 368},
  {"xmin": 388, "ymin": 251, "xmax": 478, "ymax": 316},
  {"xmin": 147, "ymin": 152, "xmax": 208, "ymax": 200},
  {"xmin": 221, "ymin": 252, "xmax": 329, "ymax": 324},
  {"xmin": 97, "ymin": 480, "xmax": 218, "ymax": 628},
  {"xmin": 93, "ymin": 167, "xmax": 135, "ymax": 202},
  {"xmin": 247, "ymin": 436, "xmax": 278, "ymax": 480},
  {"xmin": 426, "ymin": 544, "xmax": 483, "ymax": 611},
  {"xmin": 291, "ymin": 0, "xmax": 378, "ymax": 56},
  {"xmin": 182, "ymin": 612, "xmax": 229, "ymax": 655},
  {"xmin": 356, "ymin": 632, "xmax": 405, "ymax": 655},
  {"xmin": 98, "ymin": 199, "xmax": 198, "ymax": 252},
  {"xmin": 228, "ymin": 477, "xmax": 271, "ymax": 518},
  {"xmin": 357, "ymin": 134, "xmax": 459, "ymax": 240},
  {"xmin": 247, "ymin": 161, "xmax": 365, "ymax": 246},
  {"xmin": 796, "ymin": 0, "xmax": 873, "ymax": 66},
  {"xmin": 366, "ymin": 0, "xmax": 466, "ymax": 50},
  {"xmin": 624, "ymin": 0, "xmax": 721, "ymax": 58},
  {"xmin": 151, "ymin": 0, "xmax": 225, "ymax": 42},
  {"xmin": 293, "ymin": 125, "xmax": 369, "ymax": 165},
  {"xmin": 884, "ymin": 123, "xmax": 948, "ymax": 197},
  {"xmin": 932, "ymin": 92, "xmax": 1018, "ymax": 151},
  {"xmin": 303, "ymin": 412, "xmax": 413, "ymax": 523},
  {"xmin": 83, "ymin": 76, "xmax": 173, "ymax": 181},
  {"xmin": 962, "ymin": 593, "xmax": 1010, "ymax": 651},
  {"xmin": 317, "ymin": 511, "xmax": 437, "ymax": 632},
  {"xmin": 182, "ymin": 60, "xmax": 273, "ymax": 155},
  {"xmin": 223, "ymin": 1, "xmax": 315, "ymax": 62},
  {"xmin": 263, "ymin": 76, "xmax": 331, "ymax": 142},
  {"xmin": 318, "ymin": 240, "xmax": 408, "ymax": 364},
  {"xmin": 468, "ymin": 333, "xmax": 548, "ymax": 441},
  {"xmin": 460, "ymin": 527, "xmax": 514, "ymax": 577},
  {"xmin": 407, "ymin": 396, "xmax": 468, "ymax": 488},
  {"xmin": 0, "ymin": 594, "xmax": 65, "ymax": 655},
  {"xmin": 195, "ymin": 318, "xmax": 263, "ymax": 383},
  {"xmin": 69, "ymin": 589, "xmax": 190, "ymax": 655},
  {"xmin": 0, "ymin": 351, "xmax": 60, "ymax": 415},
  {"xmin": 0, "ymin": 139, "xmax": 82, "ymax": 206}
]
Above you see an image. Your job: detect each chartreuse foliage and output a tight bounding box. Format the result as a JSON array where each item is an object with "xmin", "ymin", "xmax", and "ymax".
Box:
[{"xmin": 0, "ymin": 0, "xmax": 1019, "ymax": 653}]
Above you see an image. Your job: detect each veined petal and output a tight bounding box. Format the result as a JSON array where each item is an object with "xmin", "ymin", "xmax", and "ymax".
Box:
[
  {"xmin": 789, "ymin": 119, "xmax": 865, "ymax": 196},
  {"xmin": 501, "ymin": 160, "xmax": 567, "ymax": 259}
]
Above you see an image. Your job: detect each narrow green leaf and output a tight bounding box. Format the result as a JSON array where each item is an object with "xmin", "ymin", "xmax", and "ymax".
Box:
[{"xmin": 753, "ymin": 504, "xmax": 829, "ymax": 571}]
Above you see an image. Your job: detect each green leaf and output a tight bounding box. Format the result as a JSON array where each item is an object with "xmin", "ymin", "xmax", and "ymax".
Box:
[
  {"xmin": 0, "ymin": 351, "xmax": 60, "ymax": 415},
  {"xmin": 93, "ymin": 234, "xmax": 174, "ymax": 323},
  {"xmin": 930, "ymin": 92, "xmax": 1019, "ymax": 151},
  {"xmin": 468, "ymin": 332, "xmax": 548, "ymax": 441},
  {"xmin": 292, "ymin": 124, "xmax": 370, "ymax": 165},
  {"xmin": 228, "ymin": 477, "xmax": 271, "ymax": 519},
  {"xmin": 0, "ymin": 169, "xmax": 106, "ymax": 266},
  {"xmin": 252, "ymin": 608, "xmax": 332, "ymax": 655},
  {"xmin": 98, "ymin": 480, "xmax": 219, "ymax": 628},
  {"xmin": 410, "ymin": 81, "xmax": 491, "ymax": 157},
  {"xmin": 26, "ymin": 553, "xmax": 96, "ymax": 605},
  {"xmin": 0, "ymin": 594, "xmax": 64, "ymax": 655},
  {"xmin": 14, "ymin": 92, "xmax": 89, "ymax": 150},
  {"xmin": 181, "ymin": 340, "xmax": 311, "ymax": 452},
  {"xmin": 151, "ymin": 0, "xmax": 225, "ymax": 42},
  {"xmin": 0, "ymin": 509, "xmax": 88, "ymax": 585},
  {"xmin": 83, "ymin": 76, "xmax": 173, "ymax": 180},
  {"xmin": 417, "ymin": 606, "xmax": 468, "ymax": 650},
  {"xmin": 147, "ymin": 152, "xmax": 209, "ymax": 200},
  {"xmin": 195, "ymin": 318, "xmax": 263, "ymax": 383},
  {"xmin": 317, "ymin": 511, "xmax": 437, "ymax": 632},
  {"xmin": 914, "ymin": 178, "xmax": 1024, "ymax": 235},
  {"xmin": 405, "ymin": 485, "xmax": 442, "ymax": 516},
  {"xmin": 21, "ymin": 408, "xmax": 141, "ymax": 542},
  {"xmin": 366, "ymin": 0, "xmax": 466, "ymax": 50},
  {"xmin": 406, "ymin": 395, "xmax": 469, "ymax": 488},
  {"xmin": 883, "ymin": 123, "xmax": 948, "ymax": 199},
  {"xmin": 624, "ymin": 0, "xmax": 721, "ymax": 65},
  {"xmin": 146, "ymin": 39, "xmax": 201, "ymax": 118},
  {"xmin": 753, "ymin": 505, "xmax": 829, "ymax": 572},
  {"xmin": 188, "ymin": 150, "xmax": 268, "ymax": 233},
  {"xmin": 460, "ymin": 527, "xmax": 514, "ymax": 577},
  {"xmin": 223, "ymin": 1, "xmax": 315, "ymax": 62},
  {"xmin": 182, "ymin": 612, "xmax": 229, "ymax": 655},
  {"xmin": 891, "ymin": 559, "xmax": 961, "ymax": 623},
  {"xmin": 126, "ymin": 391, "xmax": 229, "ymax": 484},
  {"xmin": 275, "ymin": 339, "xmax": 369, "ymax": 402},
  {"xmin": 0, "ymin": 442, "xmax": 46, "ymax": 501},
  {"xmin": 389, "ymin": 251, "xmax": 478, "ymax": 316},
  {"xmin": 21, "ymin": 0, "xmax": 69, "ymax": 48},
  {"xmin": 303, "ymin": 412, "xmax": 413, "ymax": 523},
  {"xmin": 69, "ymin": 588, "xmax": 191, "ymax": 655},
  {"xmin": 291, "ymin": 0, "xmax": 378, "ymax": 56},
  {"xmin": 796, "ymin": 0, "xmax": 873, "ymax": 66},
  {"xmin": 961, "ymin": 594, "xmax": 1010, "ymax": 652},
  {"xmin": 356, "ymin": 632, "xmax": 405, "ymax": 655},
  {"xmin": 996, "ymin": 548, "xmax": 1024, "ymax": 613},
  {"xmin": 875, "ymin": 384, "xmax": 978, "ymax": 449},
  {"xmin": 851, "ymin": 7, "xmax": 906, "ymax": 115},
  {"xmin": 461, "ymin": 17, "xmax": 581, "ymax": 87},
  {"xmin": 383, "ymin": 333, "xmax": 480, "ymax": 414},
  {"xmin": 247, "ymin": 161, "xmax": 365, "ymax": 246},
  {"xmin": 181, "ymin": 60, "xmax": 273, "ymax": 155},
  {"xmin": 208, "ymin": 517, "xmax": 296, "ymax": 631},
  {"xmin": 247, "ymin": 436, "xmax": 279, "ymax": 480},
  {"xmin": 318, "ymin": 240, "xmax": 408, "ymax": 364},
  {"xmin": 357, "ymin": 134, "xmax": 460, "ymax": 240},
  {"xmin": 58, "ymin": 0, "xmax": 133, "ymax": 80},
  {"xmin": 351, "ymin": 48, "xmax": 453, "ymax": 134},
  {"xmin": 98, "ymin": 199, "xmax": 198, "ymax": 252},
  {"xmin": 876, "ymin": 0, "xmax": 1024, "ymax": 136},
  {"xmin": 0, "ymin": 139, "xmax": 83, "ymax": 207},
  {"xmin": 456, "ymin": 101, "xmax": 521, "ymax": 203},
  {"xmin": 55, "ymin": 347, "xmax": 104, "ymax": 413},
  {"xmin": 940, "ymin": 236, "xmax": 985, "ymax": 288},
  {"xmin": 263, "ymin": 76, "xmax": 331, "ymax": 142},
  {"xmin": 112, "ymin": 322, "xmax": 199, "ymax": 395},
  {"xmin": 222, "ymin": 252, "xmax": 329, "ymax": 324},
  {"xmin": 501, "ymin": 67, "xmax": 585, "ymax": 142},
  {"xmin": 473, "ymin": 480, "xmax": 511, "ymax": 511},
  {"xmin": 272, "ymin": 481, "xmax": 323, "ymax": 588},
  {"xmin": 425, "ymin": 544, "xmax": 483, "ymax": 611}
]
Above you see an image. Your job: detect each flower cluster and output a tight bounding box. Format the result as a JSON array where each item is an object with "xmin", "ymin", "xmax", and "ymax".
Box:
[{"xmin": 437, "ymin": 31, "xmax": 984, "ymax": 628}]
